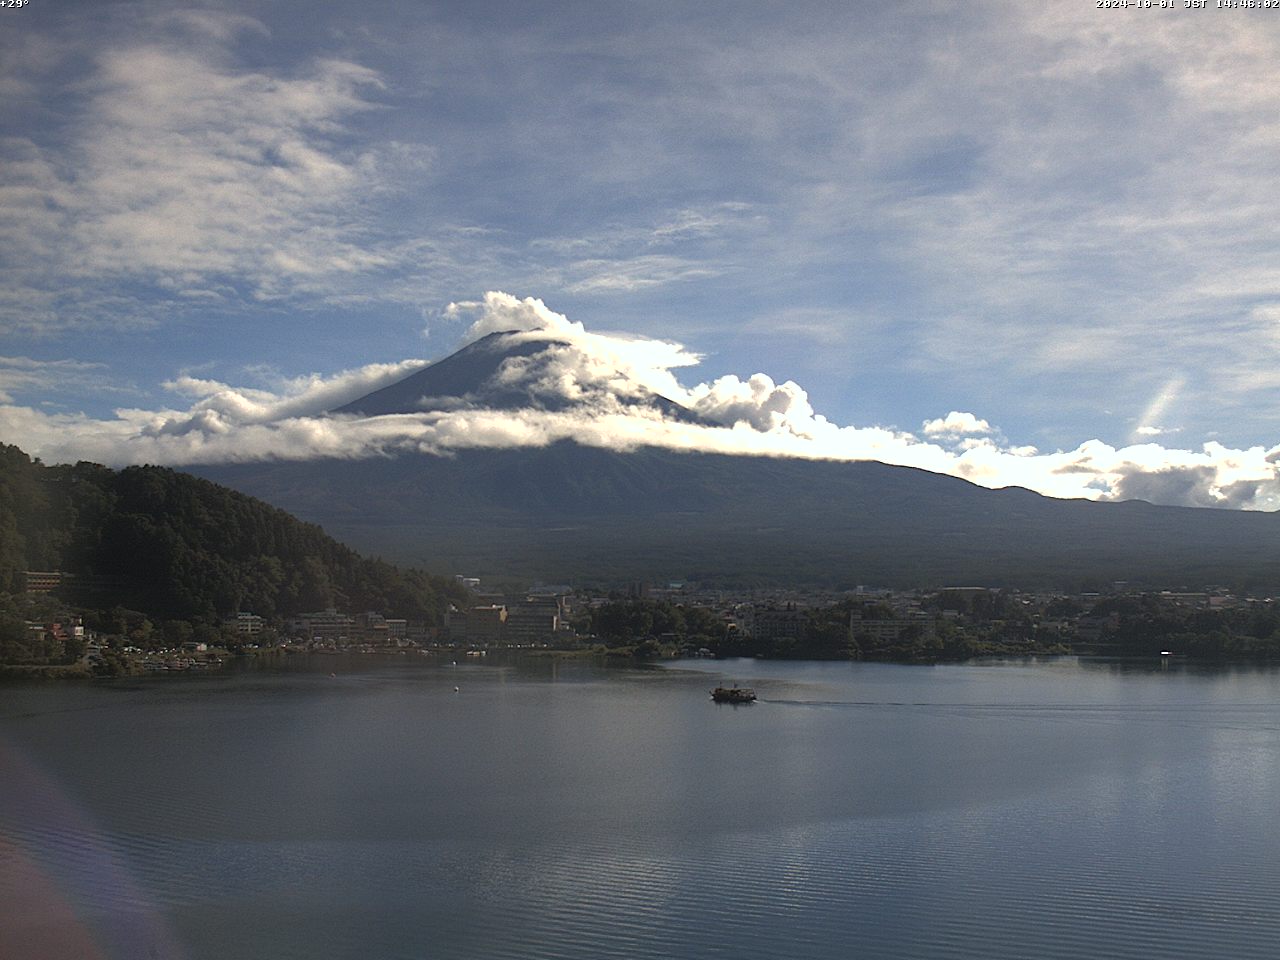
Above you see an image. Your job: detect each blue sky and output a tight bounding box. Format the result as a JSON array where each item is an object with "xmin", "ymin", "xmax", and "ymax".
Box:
[{"xmin": 4, "ymin": 0, "xmax": 1280, "ymax": 507}]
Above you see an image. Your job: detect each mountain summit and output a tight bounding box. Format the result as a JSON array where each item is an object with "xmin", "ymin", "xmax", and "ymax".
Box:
[{"xmin": 334, "ymin": 330, "xmax": 711, "ymax": 424}]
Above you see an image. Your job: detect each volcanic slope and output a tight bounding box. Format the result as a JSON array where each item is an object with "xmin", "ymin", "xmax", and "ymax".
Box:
[
  {"xmin": 194, "ymin": 333, "xmax": 1280, "ymax": 590},
  {"xmin": 334, "ymin": 331, "xmax": 709, "ymax": 423}
]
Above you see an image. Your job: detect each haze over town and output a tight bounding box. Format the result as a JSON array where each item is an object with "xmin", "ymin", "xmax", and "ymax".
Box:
[{"xmin": 5, "ymin": 1, "xmax": 1280, "ymax": 508}]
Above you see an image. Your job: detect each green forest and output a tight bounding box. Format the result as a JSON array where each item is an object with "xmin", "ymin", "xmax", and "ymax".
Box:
[
  {"xmin": 0, "ymin": 444, "xmax": 469, "ymax": 663},
  {"xmin": 574, "ymin": 596, "xmax": 1066, "ymax": 662},
  {"xmin": 576, "ymin": 592, "xmax": 1280, "ymax": 663}
]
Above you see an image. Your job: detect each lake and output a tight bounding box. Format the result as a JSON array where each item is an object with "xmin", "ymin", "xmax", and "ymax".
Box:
[{"xmin": 3, "ymin": 655, "xmax": 1279, "ymax": 959}]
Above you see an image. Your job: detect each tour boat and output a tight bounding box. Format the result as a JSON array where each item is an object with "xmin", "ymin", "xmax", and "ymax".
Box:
[{"xmin": 710, "ymin": 686, "xmax": 757, "ymax": 704}]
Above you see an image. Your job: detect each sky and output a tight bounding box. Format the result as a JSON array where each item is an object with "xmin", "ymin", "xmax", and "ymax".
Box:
[{"xmin": 4, "ymin": 0, "xmax": 1280, "ymax": 508}]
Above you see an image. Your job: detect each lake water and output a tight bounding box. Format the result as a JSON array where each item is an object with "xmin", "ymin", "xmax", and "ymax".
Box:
[{"xmin": 3, "ymin": 655, "xmax": 1280, "ymax": 960}]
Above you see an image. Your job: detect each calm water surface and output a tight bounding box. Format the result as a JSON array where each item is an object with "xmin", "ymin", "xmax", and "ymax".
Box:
[{"xmin": 3, "ymin": 655, "xmax": 1279, "ymax": 959}]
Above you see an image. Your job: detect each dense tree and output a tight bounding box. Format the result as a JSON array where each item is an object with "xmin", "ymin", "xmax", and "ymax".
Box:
[
  {"xmin": 1089, "ymin": 596, "xmax": 1280, "ymax": 660},
  {"xmin": 583, "ymin": 598, "xmax": 729, "ymax": 649},
  {"xmin": 0, "ymin": 444, "xmax": 468, "ymax": 637}
]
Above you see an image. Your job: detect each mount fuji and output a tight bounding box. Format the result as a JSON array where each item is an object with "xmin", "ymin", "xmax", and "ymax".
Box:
[{"xmin": 191, "ymin": 329, "xmax": 1280, "ymax": 590}]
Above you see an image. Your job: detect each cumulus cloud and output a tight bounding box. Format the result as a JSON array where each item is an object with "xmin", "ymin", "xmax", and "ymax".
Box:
[
  {"xmin": 1109, "ymin": 466, "xmax": 1232, "ymax": 510},
  {"xmin": 922, "ymin": 411, "xmax": 994, "ymax": 437},
  {"xmin": 446, "ymin": 292, "xmax": 701, "ymax": 405},
  {"xmin": 688, "ymin": 374, "xmax": 825, "ymax": 437},
  {"xmin": 449, "ymin": 292, "xmax": 582, "ymax": 340},
  {"xmin": 4, "ymin": 293, "xmax": 1280, "ymax": 511},
  {"xmin": 448, "ymin": 293, "xmax": 833, "ymax": 436}
]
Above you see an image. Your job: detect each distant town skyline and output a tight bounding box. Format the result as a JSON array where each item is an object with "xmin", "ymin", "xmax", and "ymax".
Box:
[{"xmin": 4, "ymin": 1, "xmax": 1280, "ymax": 508}]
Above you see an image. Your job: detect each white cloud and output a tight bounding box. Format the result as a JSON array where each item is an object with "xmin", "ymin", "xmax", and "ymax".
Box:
[
  {"xmin": 0, "ymin": 16, "xmax": 415, "ymax": 332},
  {"xmin": 688, "ymin": 374, "xmax": 825, "ymax": 437},
  {"xmin": 155, "ymin": 359, "xmax": 429, "ymax": 429},
  {"xmin": 11, "ymin": 2, "xmax": 1280, "ymax": 456},
  {"xmin": 4, "ymin": 293, "xmax": 1280, "ymax": 510},
  {"xmin": 449, "ymin": 292, "xmax": 582, "ymax": 340},
  {"xmin": 446, "ymin": 291, "xmax": 700, "ymax": 404},
  {"xmin": 530, "ymin": 204, "xmax": 760, "ymax": 296},
  {"xmin": 1107, "ymin": 465, "xmax": 1246, "ymax": 510},
  {"xmin": 922, "ymin": 411, "xmax": 993, "ymax": 437},
  {"xmin": 562, "ymin": 255, "xmax": 720, "ymax": 294},
  {"xmin": 880, "ymin": 10, "xmax": 1280, "ymax": 408},
  {"xmin": 0, "ymin": 356, "xmax": 113, "ymax": 403}
]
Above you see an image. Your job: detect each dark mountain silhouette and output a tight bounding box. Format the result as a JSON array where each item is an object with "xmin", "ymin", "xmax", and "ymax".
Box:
[
  {"xmin": 194, "ymin": 333, "xmax": 1280, "ymax": 590},
  {"xmin": 196, "ymin": 442, "xmax": 1280, "ymax": 590}
]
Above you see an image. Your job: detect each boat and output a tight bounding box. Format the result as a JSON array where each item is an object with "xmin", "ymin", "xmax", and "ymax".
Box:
[{"xmin": 710, "ymin": 686, "xmax": 757, "ymax": 704}]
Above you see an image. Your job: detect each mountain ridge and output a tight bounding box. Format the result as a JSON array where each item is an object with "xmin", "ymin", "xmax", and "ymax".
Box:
[
  {"xmin": 190, "ymin": 332, "xmax": 1280, "ymax": 591},
  {"xmin": 194, "ymin": 441, "xmax": 1280, "ymax": 591}
]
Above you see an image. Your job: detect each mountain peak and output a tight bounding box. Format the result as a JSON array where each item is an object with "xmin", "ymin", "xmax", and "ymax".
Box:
[{"xmin": 334, "ymin": 330, "xmax": 710, "ymax": 424}]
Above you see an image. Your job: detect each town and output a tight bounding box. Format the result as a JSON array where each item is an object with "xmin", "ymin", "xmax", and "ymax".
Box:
[{"xmin": 7, "ymin": 567, "xmax": 1280, "ymax": 678}]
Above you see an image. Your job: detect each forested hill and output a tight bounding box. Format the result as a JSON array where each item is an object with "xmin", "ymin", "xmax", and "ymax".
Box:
[{"xmin": 0, "ymin": 444, "xmax": 467, "ymax": 624}]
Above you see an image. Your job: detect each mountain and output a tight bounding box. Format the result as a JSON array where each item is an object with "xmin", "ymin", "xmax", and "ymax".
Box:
[
  {"xmin": 0, "ymin": 444, "xmax": 466, "ymax": 623},
  {"xmin": 335, "ymin": 330, "xmax": 709, "ymax": 423},
  {"xmin": 194, "ymin": 442, "xmax": 1280, "ymax": 591},
  {"xmin": 189, "ymin": 333, "xmax": 1280, "ymax": 591}
]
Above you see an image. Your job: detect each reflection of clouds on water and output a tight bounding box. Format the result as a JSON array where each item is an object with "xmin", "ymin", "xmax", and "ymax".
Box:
[{"xmin": 3, "ymin": 659, "xmax": 1280, "ymax": 958}]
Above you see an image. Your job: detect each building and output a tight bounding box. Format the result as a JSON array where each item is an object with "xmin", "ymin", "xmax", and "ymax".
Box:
[
  {"xmin": 288, "ymin": 608, "xmax": 355, "ymax": 641},
  {"xmin": 851, "ymin": 618, "xmax": 937, "ymax": 643},
  {"xmin": 355, "ymin": 611, "xmax": 390, "ymax": 643},
  {"xmin": 505, "ymin": 596, "xmax": 563, "ymax": 645},
  {"xmin": 23, "ymin": 571, "xmax": 70, "ymax": 594},
  {"xmin": 455, "ymin": 605, "xmax": 507, "ymax": 644},
  {"xmin": 223, "ymin": 612, "xmax": 265, "ymax": 636},
  {"xmin": 750, "ymin": 605, "xmax": 809, "ymax": 643}
]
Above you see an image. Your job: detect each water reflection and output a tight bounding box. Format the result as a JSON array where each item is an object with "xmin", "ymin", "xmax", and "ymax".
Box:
[{"xmin": 2, "ymin": 656, "xmax": 1279, "ymax": 959}]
